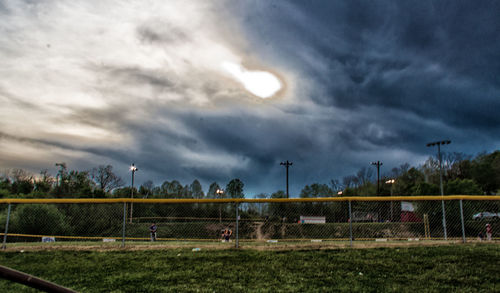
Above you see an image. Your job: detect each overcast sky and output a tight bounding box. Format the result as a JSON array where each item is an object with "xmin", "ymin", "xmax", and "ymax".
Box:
[{"xmin": 1, "ymin": 0, "xmax": 499, "ymax": 196}]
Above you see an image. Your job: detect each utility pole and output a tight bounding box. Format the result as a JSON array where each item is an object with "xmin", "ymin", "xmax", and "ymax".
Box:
[
  {"xmin": 130, "ymin": 163, "xmax": 138, "ymax": 223},
  {"xmin": 371, "ymin": 161, "xmax": 383, "ymax": 196},
  {"xmin": 427, "ymin": 140, "xmax": 451, "ymax": 240},
  {"xmin": 280, "ymin": 160, "xmax": 293, "ymax": 198}
]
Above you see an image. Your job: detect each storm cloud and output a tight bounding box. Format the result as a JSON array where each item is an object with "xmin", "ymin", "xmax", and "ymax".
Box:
[{"xmin": 0, "ymin": 0, "xmax": 499, "ymax": 196}]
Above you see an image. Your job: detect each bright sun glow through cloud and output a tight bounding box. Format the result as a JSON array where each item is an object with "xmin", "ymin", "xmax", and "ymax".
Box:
[{"xmin": 222, "ymin": 61, "xmax": 282, "ymax": 98}]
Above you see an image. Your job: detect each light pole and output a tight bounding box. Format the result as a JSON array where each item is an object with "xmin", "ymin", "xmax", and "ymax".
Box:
[
  {"xmin": 426, "ymin": 140, "xmax": 451, "ymax": 240},
  {"xmin": 129, "ymin": 163, "xmax": 138, "ymax": 223},
  {"xmin": 280, "ymin": 160, "xmax": 293, "ymax": 198},
  {"xmin": 216, "ymin": 189, "xmax": 224, "ymax": 223},
  {"xmin": 371, "ymin": 161, "xmax": 383, "ymax": 196},
  {"xmin": 385, "ymin": 179, "xmax": 395, "ymax": 221}
]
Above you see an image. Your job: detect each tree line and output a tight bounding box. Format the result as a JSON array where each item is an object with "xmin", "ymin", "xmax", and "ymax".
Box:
[
  {"xmin": 1, "ymin": 150, "xmax": 499, "ymax": 199},
  {"xmin": 0, "ymin": 162, "xmax": 245, "ymax": 199}
]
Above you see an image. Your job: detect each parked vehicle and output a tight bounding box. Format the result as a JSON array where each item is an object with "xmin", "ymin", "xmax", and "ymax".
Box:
[{"xmin": 472, "ymin": 212, "xmax": 499, "ymax": 220}]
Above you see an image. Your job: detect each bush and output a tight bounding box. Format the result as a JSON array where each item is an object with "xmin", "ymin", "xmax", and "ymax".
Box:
[{"xmin": 10, "ymin": 204, "xmax": 70, "ymax": 236}]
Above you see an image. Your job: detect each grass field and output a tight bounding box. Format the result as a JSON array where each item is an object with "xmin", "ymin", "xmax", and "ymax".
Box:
[{"xmin": 0, "ymin": 243, "xmax": 498, "ymax": 292}]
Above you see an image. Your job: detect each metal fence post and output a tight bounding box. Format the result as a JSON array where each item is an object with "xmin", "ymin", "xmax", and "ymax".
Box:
[
  {"xmin": 441, "ymin": 200, "xmax": 448, "ymax": 240},
  {"xmin": 459, "ymin": 199, "xmax": 466, "ymax": 243},
  {"xmin": 122, "ymin": 202, "xmax": 127, "ymax": 247},
  {"xmin": 235, "ymin": 203, "xmax": 239, "ymax": 248},
  {"xmin": 348, "ymin": 201, "xmax": 353, "ymax": 247},
  {"xmin": 2, "ymin": 204, "xmax": 12, "ymax": 250}
]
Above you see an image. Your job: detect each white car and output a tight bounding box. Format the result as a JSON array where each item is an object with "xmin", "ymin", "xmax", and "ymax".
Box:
[{"xmin": 472, "ymin": 212, "xmax": 499, "ymax": 220}]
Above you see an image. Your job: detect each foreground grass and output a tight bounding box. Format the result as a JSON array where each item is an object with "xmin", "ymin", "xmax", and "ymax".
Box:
[{"xmin": 0, "ymin": 244, "xmax": 498, "ymax": 292}]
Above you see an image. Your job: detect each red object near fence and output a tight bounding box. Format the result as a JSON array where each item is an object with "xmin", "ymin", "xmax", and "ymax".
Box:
[{"xmin": 401, "ymin": 211, "xmax": 422, "ymax": 222}]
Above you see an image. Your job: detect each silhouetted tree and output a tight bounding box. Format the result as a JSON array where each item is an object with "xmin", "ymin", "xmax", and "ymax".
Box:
[
  {"xmin": 33, "ymin": 170, "xmax": 53, "ymax": 195},
  {"xmin": 10, "ymin": 169, "xmax": 34, "ymax": 195},
  {"xmin": 90, "ymin": 165, "xmax": 124, "ymax": 193},
  {"xmin": 190, "ymin": 179, "xmax": 204, "ymax": 199},
  {"xmin": 226, "ymin": 178, "xmax": 244, "ymax": 198},
  {"xmin": 207, "ymin": 182, "xmax": 221, "ymax": 198}
]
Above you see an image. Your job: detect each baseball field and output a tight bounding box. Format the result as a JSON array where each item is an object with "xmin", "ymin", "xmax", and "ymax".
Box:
[{"xmin": 0, "ymin": 242, "xmax": 498, "ymax": 292}]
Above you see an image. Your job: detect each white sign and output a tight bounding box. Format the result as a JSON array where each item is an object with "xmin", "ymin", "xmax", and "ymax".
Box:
[
  {"xmin": 103, "ymin": 238, "xmax": 116, "ymax": 242},
  {"xmin": 401, "ymin": 201, "xmax": 415, "ymax": 212},
  {"xmin": 42, "ymin": 237, "xmax": 55, "ymax": 242},
  {"xmin": 299, "ymin": 216, "xmax": 326, "ymax": 224}
]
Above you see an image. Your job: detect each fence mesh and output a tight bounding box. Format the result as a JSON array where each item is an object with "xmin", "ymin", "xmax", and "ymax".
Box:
[{"xmin": 0, "ymin": 197, "xmax": 498, "ymax": 247}]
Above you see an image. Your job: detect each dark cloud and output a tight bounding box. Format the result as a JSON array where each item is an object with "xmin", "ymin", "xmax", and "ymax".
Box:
[
  {"xmin": 2, "ymin": 0, "xmax": 499, "ymax": 196},
  {"xmin": 199, "ymin": 0, "xmax": 500, "ymax": 194}
]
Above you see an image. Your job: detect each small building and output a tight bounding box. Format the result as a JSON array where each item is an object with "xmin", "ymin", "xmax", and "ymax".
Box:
[{"xmin": 400, "ymin": 202, "xmax": 422, "ymax": 222}]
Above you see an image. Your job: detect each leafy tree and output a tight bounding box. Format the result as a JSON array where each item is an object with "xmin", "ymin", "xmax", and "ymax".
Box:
[
  {"xmin": 395, "ymin": 167, "xmax": 425, "ymax": 196},
  {"xmin": 0, "ymin": 173, "xmax": 10, "ymax": 188},
  {"xmin": 444, "ymin": 152, "xmax": 472, "ymax": 180},
  {"xmin": 471, "ymin": 151, "xmax": 500, "ymax": 194},
  {"xmin": 190, "ymin": 179, "xmax": 204, "ymax": 199},
  {"xmin": 454, "ymin": 159, "xmax": 474, "ymax": 180},
  {"xmin": 64, "ymin": 204, "xmax": 122, "ymax": 237},
  {"xmin": 160, "ymin": 181, "xmax": 170, "ymax": 196},
  {"xmin": 151, "ymin": 186, "xmax": 162, "ymax": 197},
  {"xmin": 226, "ymin": 179, "xmax": 244, "ymax": 198},
  {"xmin": 10, "ymin": 169, "xmax": 34, "ymax": 195},
  {"xmin": 52, "ymin": 166, "xmax": 94, "ymax": 197},
  {"xmin": 299, "ymin": 183, "xmax": 332, "ymax": 198},
  {"xmin": 271, "ymin": 190, "xmax": 285, "ymax": 198},
  {"xmin": 11, "ymin": 204, "xmax": 69, "ymax": 235},
  {"xmin": 139, "ymin": 180, "xmax": 154, "ymax": 198},
  {"xmin": 158, "ymin": 180, "xmax": 184, "ymax": 198},
  {"xmin": 112, "ymin": 186, "xmax": 138, "ymax": 198},
  {"xmin": 67, "ymin": 170, "xmax": 94, "ymax": 196},
  {"xmin": 412, "ymin": 182, "xmax": 439, "ymax": 196},
  {"xmin": 181, "ymin": 184, "xmax": 192, "ymax": 198},
  {"xmin": 268, "ymin": 190, "xmax": 286, "ymax": 220},
  {"xmin": 167, "ymin": 180, "xmax": 183, "ymax": 197},
  {"xmin": 33, "ymin": 170, "xmax": 54, "ymax": 195},
  {"xmin": 207, "ymin": 182, "xmax": 221, "ymax": 198},
  {"xmin": 445, "ymin": 179, "xmax": 482, "ymax": 195}
]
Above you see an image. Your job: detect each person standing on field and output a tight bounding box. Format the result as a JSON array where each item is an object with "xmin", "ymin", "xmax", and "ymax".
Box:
[
  {"xmin": 486, "ymin": 223, "xmax": 492, "ymax": 241},
  {"xmin": 150, "ymin": 223, "xmax": 157, "ymax": 241},
  {"xmin": 221, "ymin": 228, "xmax": 232, "ymax": 242}
]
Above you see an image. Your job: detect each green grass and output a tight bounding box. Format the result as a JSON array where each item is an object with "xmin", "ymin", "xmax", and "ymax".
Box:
[{"xmin": 0, "ymin": 244, "xmax": 499, "ymax": 292}]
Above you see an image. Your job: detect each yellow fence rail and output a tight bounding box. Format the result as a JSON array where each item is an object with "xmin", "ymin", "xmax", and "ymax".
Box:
[{"xmin": 0, "ymin": 195, "xmax": 498, "ymax": 204}]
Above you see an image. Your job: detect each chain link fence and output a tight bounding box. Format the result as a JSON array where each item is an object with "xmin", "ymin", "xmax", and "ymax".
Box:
[{"xmin": 0, "ymin": 197, "xmax": 498, "ymax": 248}]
